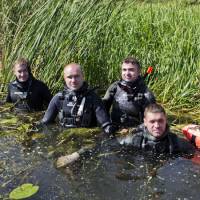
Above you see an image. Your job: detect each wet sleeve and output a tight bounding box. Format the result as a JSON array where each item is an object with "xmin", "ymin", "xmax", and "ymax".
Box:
[
  {"xmin": 117, "ymin": 131, "xmax": 143, "ymax": 149},
  {"xmin": 40, "ymin": 82, "xmax": 53, "ymax": 106},
  {"xmin": 92, "ymin": 93, "xmax": 112, "ymax": 128},
  {"xmin": 177, "ymin": 137, "xmax": 195, "ymax": 154},
  {"xmin": 41, "ymin": 95, "xmax": 59, "ymax": 124},
  {"xmin": 102, "ymin": 82, "xmax": 117, "ymax": 112},
  {"xmin": 117, "ymin": 134, "xmax": 135, "ymax": 146},
  {"xmin": 5, "ymin": 84, "xmax": 12, "ymax": 103},
  {"xmin": 143, "ymin": 88, "xmax": 156, "ymax": 107}
]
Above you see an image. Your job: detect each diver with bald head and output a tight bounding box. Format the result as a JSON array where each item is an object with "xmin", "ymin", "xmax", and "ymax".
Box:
[{"xmin": 41, "ymin": 63, "xmax": 115, "ymax": 135}]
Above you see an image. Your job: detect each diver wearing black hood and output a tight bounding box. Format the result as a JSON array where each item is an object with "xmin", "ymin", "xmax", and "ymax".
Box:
[
  {"xmin": 6, "ymin": 58, "xmax": 52, "ymax": 111},
  {"xmin": 41, "ymin": 63, "xmax": 116, "ymax": 135},
  {"xmin": 103, "ymin": 57, "xmax": 155, "ymax": 127},
  {"xmin": 118, "ymin": 103, "xmax": 194, "ymax": 154}
]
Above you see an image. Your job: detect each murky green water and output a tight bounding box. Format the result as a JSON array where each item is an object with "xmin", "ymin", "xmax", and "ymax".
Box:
[{"xmin": 1, "ymin": 105, "xmax": 200, "ymax": 200}]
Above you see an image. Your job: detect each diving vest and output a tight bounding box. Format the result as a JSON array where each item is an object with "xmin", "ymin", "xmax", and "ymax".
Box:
[
  {"xmin": 132, "ymin": 130, "xmax": 179, "ymax": 154},
  {"xmin": 111, "ymin": 80, "xmax": 147, "ymax": 126},
  {"xmin": 9, "ymin": 79, "xmax": 32, "ymax": 111},
  {"xmin": 58, "ymin": 89, "xmax": 94, "ymax": 128}
]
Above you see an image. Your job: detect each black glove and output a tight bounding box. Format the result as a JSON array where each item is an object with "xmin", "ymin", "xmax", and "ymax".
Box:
[
  {"xmin": 32, "ymin": 121, "xmax": 45, "ymax": 131},
  {"xmin": 103, "ymin": 124, "xmax": 117, "ymax": 137}
]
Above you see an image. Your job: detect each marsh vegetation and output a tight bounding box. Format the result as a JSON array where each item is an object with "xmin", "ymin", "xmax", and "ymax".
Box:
[
  {"xmin": 0, "ymin": 1, "xmax": 200, "ymax": 199},
  {"xmin": 0, "ymin": 0, "xmax": 200, "ymax": 119}
]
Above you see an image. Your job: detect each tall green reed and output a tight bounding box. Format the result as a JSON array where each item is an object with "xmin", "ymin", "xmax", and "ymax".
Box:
[{"xmin": 0, "ymin": 0, "xmax": 200, "ymax": 116}]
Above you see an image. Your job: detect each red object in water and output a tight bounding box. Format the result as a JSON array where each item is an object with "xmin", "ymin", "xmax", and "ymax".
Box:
[
  {"xmin": 191, "ymin": 151, "xmax": 200, "ymax": 165},
  {"xmin": 182, "ymin": 124, "xmax": 200, "ymax": 149}
]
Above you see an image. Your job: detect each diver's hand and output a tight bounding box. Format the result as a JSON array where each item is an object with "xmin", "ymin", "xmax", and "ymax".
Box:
[
  {"xmin": 103, "ymin": 124, "xmax": 118, "ymax": 137},
  {"xmin": 32, "ymin": 121, "xmax": 45, "ymax": 132}
]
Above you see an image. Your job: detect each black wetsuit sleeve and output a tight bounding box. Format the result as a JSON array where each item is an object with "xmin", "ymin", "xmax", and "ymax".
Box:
[
  {"xmin": 40, "ymin": 82, "xmax": 53, "ymax": 106},
  {"xmin": 92, "ymin": 93, "xmax": 112, "ymax": 128},
  {"xmin": 117, "ymin": 134, "xmax": 135, "ymax": 146},
  {"xmin": 41, "ymin": 94, "xmax": 60, "ymax": 124},
  {"xmin": 117, "ymin": 131, "xmax": 143, "ymax": 150},
  {"xmin": 102, "ymin": 82, "xmax": 117, "ymax": 112},
  {"xmin": 144, "ymin": 88, "xmax": 156, "ymax": 107},
  {"xmin": 177, "ymin": 137, "xmax": 195, "ymax": 154},
  {"xmin": 5, "ymin": 84, "xmax": 12, "ymax": 103}
]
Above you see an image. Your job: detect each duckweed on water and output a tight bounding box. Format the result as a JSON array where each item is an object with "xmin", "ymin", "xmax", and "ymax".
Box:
[
  {"xmin": 0, "ymin": 104, "xmax": 42, "ymax": 143},
  {"xmin": 52, "ymin": 128, "xmax": 101, "ymax": 155},
  {"xmin": 58, "ymin": 127, "xmax": 101, "ymax": 142},
  {"xmin": 0, "ymin": 117, "xmax": 18, "ymax": 125}
]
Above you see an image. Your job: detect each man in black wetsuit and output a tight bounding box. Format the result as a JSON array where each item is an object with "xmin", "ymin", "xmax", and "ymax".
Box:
[
  {"xmin": 103, "ymin": 57, "xmax": 155, "ymax": 128},
  {"xmin": 6, "ymin": 58, "xmax": 52, "ymax": 111},
  {"xmin": 117, "ymin": 103, "xmax": 192, "ymax": 154},
  {"xmin": 41, "ymin": 63, "xmax": 115, "ymax": 135},
  {"xmin": 56, "ymin": 103, "xmax": 194, "ymax": 168}
]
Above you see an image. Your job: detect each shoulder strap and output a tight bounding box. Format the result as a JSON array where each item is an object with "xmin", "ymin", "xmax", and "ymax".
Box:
[{"xmin": 77, "ymin": 97, "xmax": 86, "ymax": 116}]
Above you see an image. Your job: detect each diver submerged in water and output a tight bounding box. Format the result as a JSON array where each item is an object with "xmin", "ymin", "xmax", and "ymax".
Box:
[
  {"xmin": 6, "ymin": 58, "xmax": 52, "ymax": 112},
  {"xmin": 41, "ymin": 63, "xmax": 116, "ymax": 135}
]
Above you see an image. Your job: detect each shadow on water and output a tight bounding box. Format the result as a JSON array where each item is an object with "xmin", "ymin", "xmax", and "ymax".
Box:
[{"xmin": 1, "ymin": 104, "xmax": 200, "ymax": 200}]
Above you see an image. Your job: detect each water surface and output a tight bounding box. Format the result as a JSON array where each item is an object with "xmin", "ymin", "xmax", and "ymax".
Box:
[{"xmin": 0, "ymin": 107, "xmax": 200, "ymax": 200}]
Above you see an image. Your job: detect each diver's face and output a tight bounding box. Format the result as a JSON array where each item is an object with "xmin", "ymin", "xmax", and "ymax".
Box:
[
  {"xmin": 144, "ymin": 112, "xmax": 167, "ymax": 138},
  {"xmin": 64, "ymin": 64, "xmax": 84, "ymax": 91},
  {"xmin": 14, "ymin": 64, "xmax": 29, "ymax": 82},
  {"xmin": 121, "ymin": 63, "xmax": 140, "ymax": 82}
]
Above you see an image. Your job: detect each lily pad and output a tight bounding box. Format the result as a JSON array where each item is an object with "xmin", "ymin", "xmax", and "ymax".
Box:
[{"xmin": 9, "ymin": 183, "xmax": 39, "ymax": 199}]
